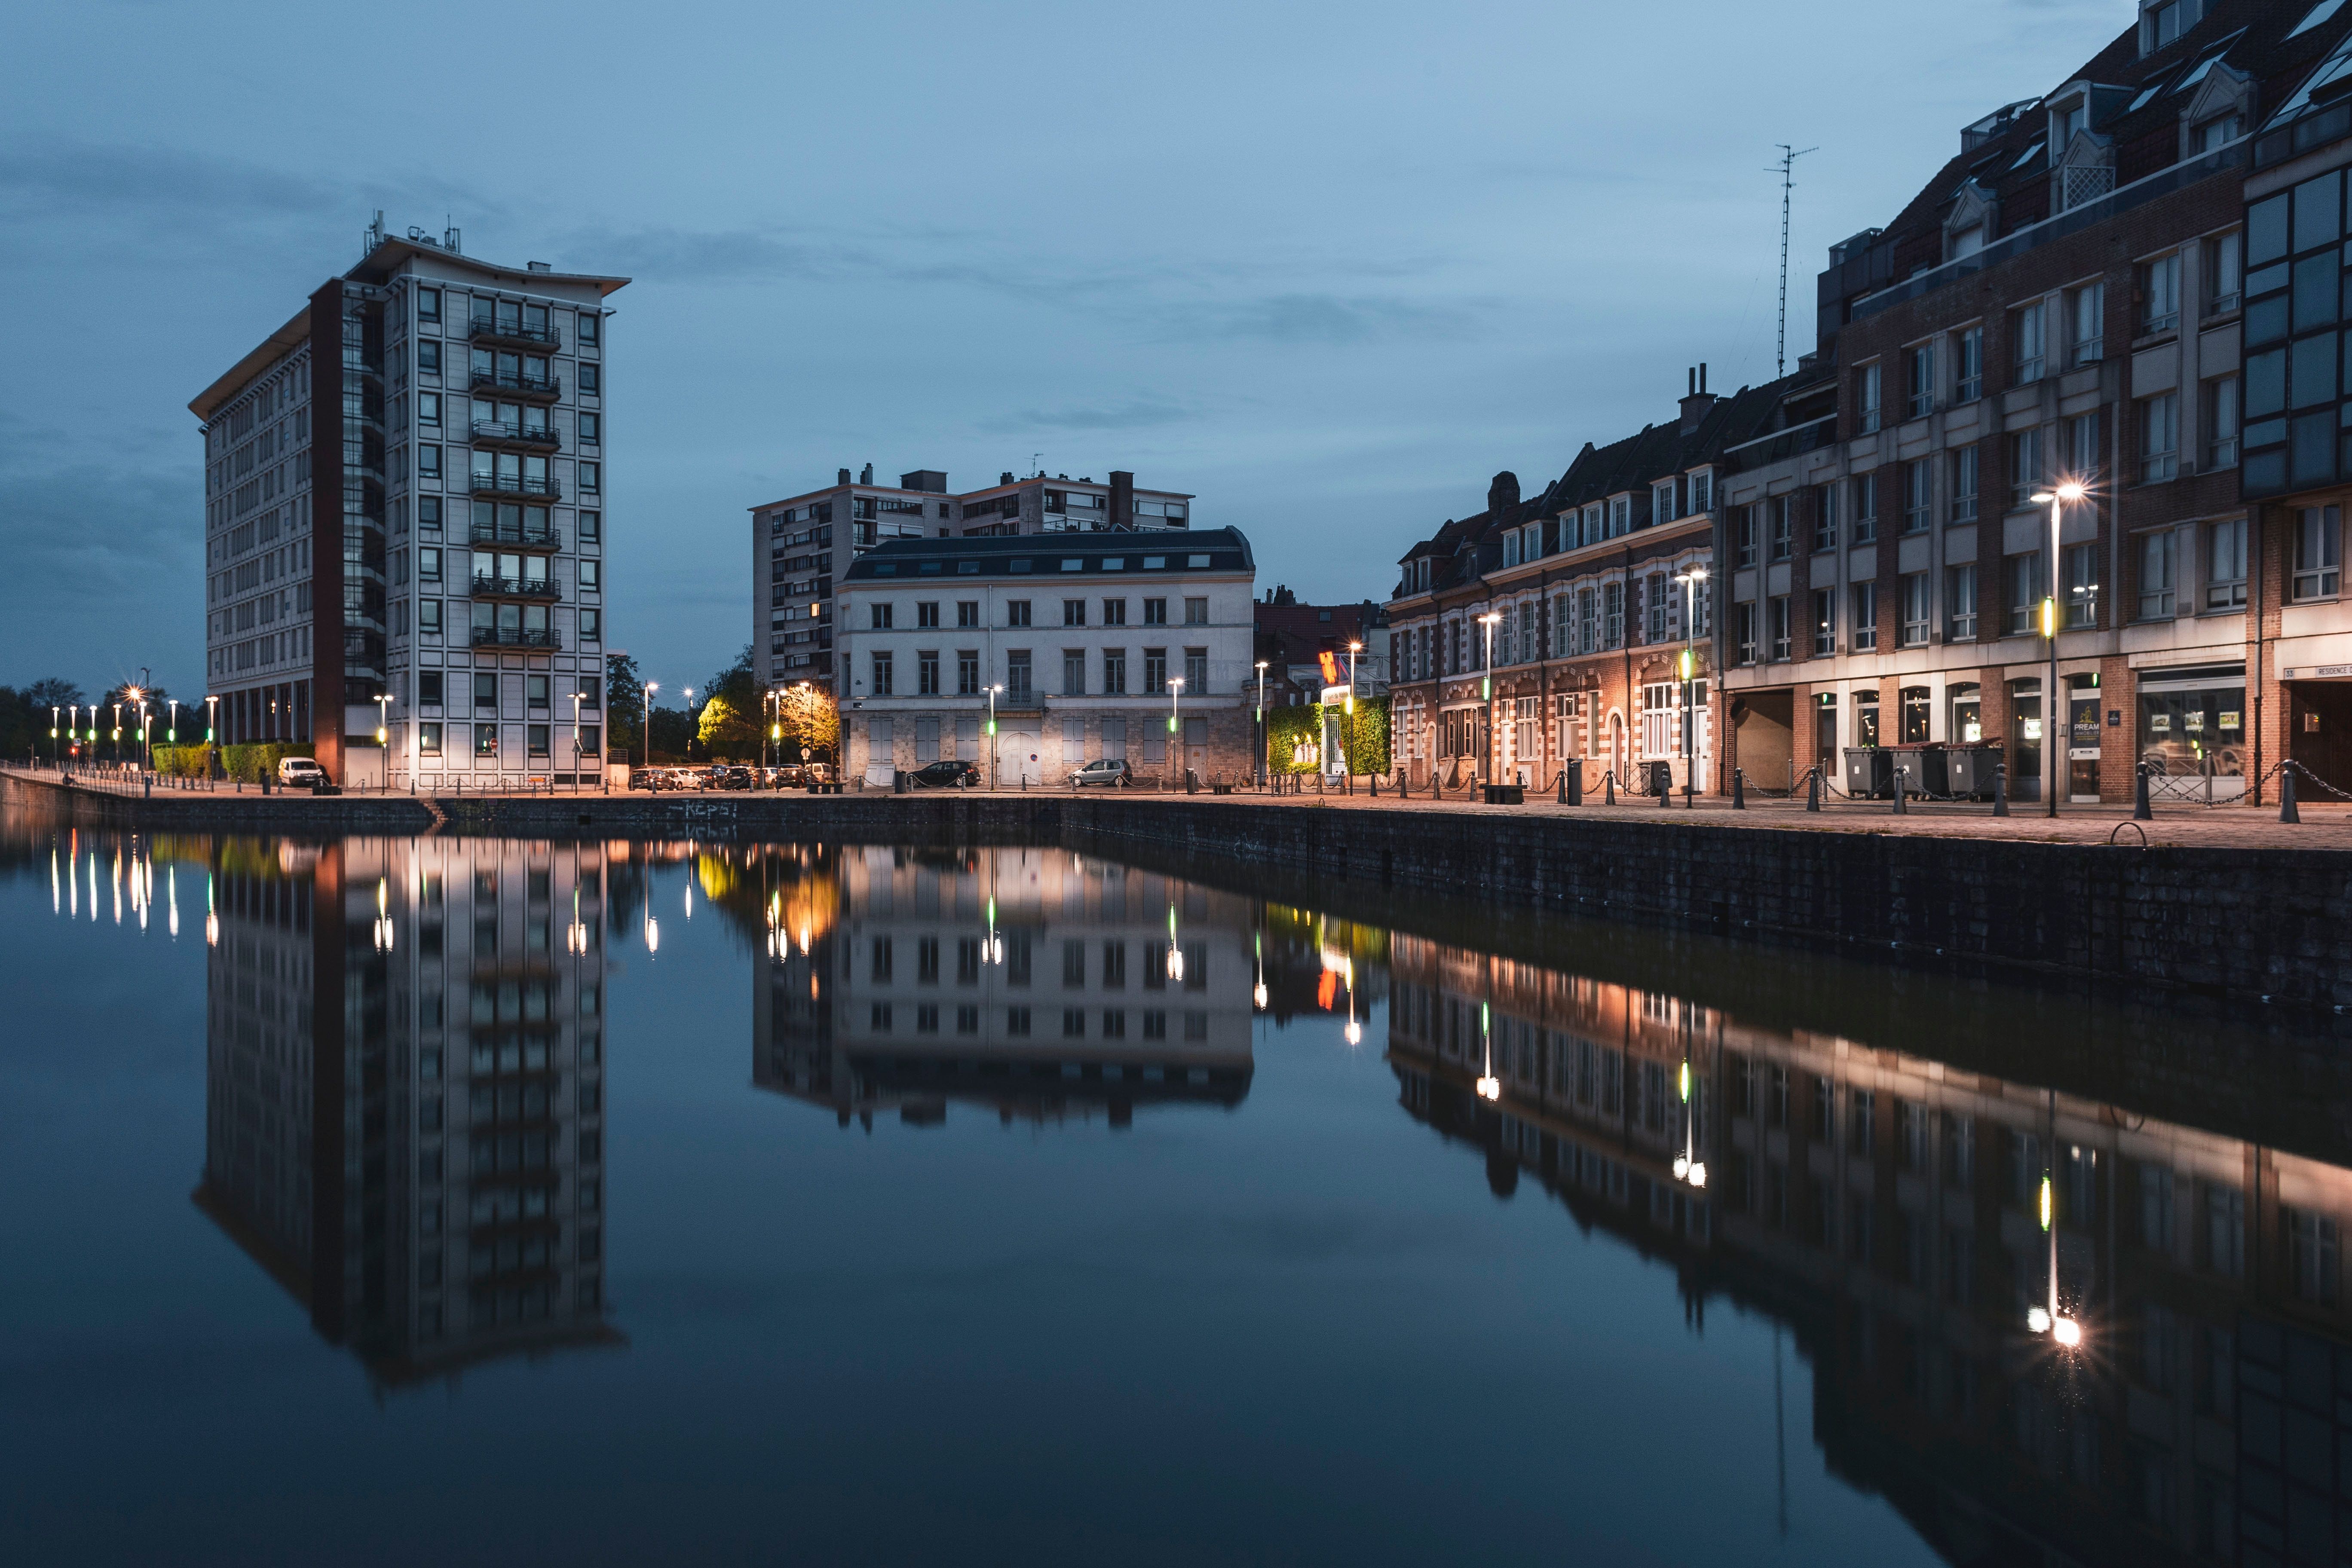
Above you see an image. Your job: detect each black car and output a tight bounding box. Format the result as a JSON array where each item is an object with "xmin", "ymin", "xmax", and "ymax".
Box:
[{"xmin": 908, "ymin": 760, "xmax": 982, "ymax": 788}]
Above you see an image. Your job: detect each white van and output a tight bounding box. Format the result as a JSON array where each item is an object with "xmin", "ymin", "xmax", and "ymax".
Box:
[{"xmin": 276, "ymin": 756, "xmax": 328, "ymax": 789}]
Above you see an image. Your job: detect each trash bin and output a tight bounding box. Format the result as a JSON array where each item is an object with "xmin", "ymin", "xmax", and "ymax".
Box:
[
  {"xmin": 1647, "ymin": 760, "xmax": 1673, "ymax": 796},
  {"xmin": 1843, "ymin": 747, "xmax": 1892, "ymax": 800},
  {"xmin": 1944, "ymin": 744, "xmax": 2002, "ymax": 800},
  {"xmin": 1185, "ymin": 768, "xmax": 1199, "ymax": 794},
  {"xmin": 893, "ymin": 769, "xmax": 910, "ymax": 795},
  {"xmin": 1885, "ymin": 743, "xmax": 1933, "ymax": 797}
]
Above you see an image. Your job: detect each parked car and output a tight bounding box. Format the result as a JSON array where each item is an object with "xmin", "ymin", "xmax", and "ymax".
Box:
[
  {"xmin": 908, "ymin": 759, "xmax": 982, "ymax": 789},
  {"xmin": 767, "ymin": 765, "xmax": 807, "ymax": 789},
  {"xmin": 1069, "ymin": 758, "xmax": 1132, "ymax": 788},
  {"xmin": 277, "ymin": 756, "xmax": 330, "ymax": 791},
  {"xmin": 711, "ymin": 765, "xmax": 754, "ymax": 790}
]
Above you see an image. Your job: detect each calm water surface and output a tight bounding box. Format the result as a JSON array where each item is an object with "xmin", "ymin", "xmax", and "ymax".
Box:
[{"xmin": 2, "ymin": 815, "xmax": 2346, "ymax": 1567}]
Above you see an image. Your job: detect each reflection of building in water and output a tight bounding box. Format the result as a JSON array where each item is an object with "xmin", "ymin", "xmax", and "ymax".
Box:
[
  {"xmin": 1387, "ymin": 932, "xmax": 2352, "ymax": 1568},
  {"xmin": 195, "ymin": 837, "xmax": 618, "ymax": 1386},
  {"xmin": 753, "ymin": 847, "xmax": 1253, "ymax": 1127}
]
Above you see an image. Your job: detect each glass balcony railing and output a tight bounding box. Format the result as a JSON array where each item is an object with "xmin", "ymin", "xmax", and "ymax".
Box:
[
  {"xmin": 470, "ymin": 420, "xmax": 561, "ymax": 450},
  {"xmin": 470, "ymin": 626, "xmax": 562, "ymax": 649},
  {"xmin": 469, "ymin": 472, "xmax": 563, "ymax": 500},
  {"xmin": 468, "ymin": 316, "xmax": 561, "ymax": 349},
  {"xmin": 469, "ymin": 574, "xmax": 562, "ymax": 601},
  {"xmin": 469, "ymin": 521, "xmax": 562, "ymax": 550},
  {"xmin": 469, "ymin": 369, "xmax": 561, "ymax": 400}
]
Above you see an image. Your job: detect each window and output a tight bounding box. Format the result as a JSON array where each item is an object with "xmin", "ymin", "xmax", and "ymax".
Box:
[
  {"xmin": 1736, "ymin": 505, "xmax": 1757, "ymax": 568},
  {"xmin": 919, "ymin": 650, "xmax": 941, "ymax": 696},
  {"xmin": 1063, "ymin": 598, "xmax": 1086, "ymax": 626},
  {"xmin": 1951, "ymin": 445, "xmax": 1978, "ymax": 522},
  {"xmin": 1185, "ymin": 647, "xmax": 1207, "ymax": 692},
  {"xmin": 579, "ymin": 608, "xmax": 600, "ymax": 642},
  {"xmin": 418, "ymin": 392, "xmax": 441, "ymax": 429},
  {"xmin": 416, "ymin": 286, "xmax": 441, "ymax": 324},
  {"xmin": 2009, "ymin": 427, "xmax": 2045, "ymax": 508},
  {"xmin": 579, "ymin": 560, "xmax": 600, "ymax": 591},
  {"xmin": 1004, "ymin": 649, "xmax": 1032, "ymax": 701},
  {"xmin": 2205, "ymin": 230, "xmax": 2242, "ymax": 315},
  {"xmin": 2065, "ymin": 543, "xmax": 2098, "ymax": 628},
  {"xmin": 1654, "ymin": 480, "xmax": 1677, "ymax": 520},
  {"xmin": 1956, "ymin": 325, "xmax": 1983, "ymax": 401},
  {"xmin": 474, "ymin": 672, "xmax": 498, "ymax": 712},
  {"xmin": 1143, "ymin": 597, "xmax": 1167, "ymax": 625},
  {"xmin": 1813, "ymin": 588, "xmax": 1836, "ymax": 655},
  {"xmin": 578, "ymin": 509, "xmax": 599, "ymax": 543},
  {"xmin": 578, "ymin": 411, "xmax": 600, "ymax": 446},
  {"xmin": 1903, "ymin": 459, "xmax": 1931, "ymax": 533},
  {"xmin": 2206, "ymin": 518, "xmax": 2247, "ymax": 609},
  {"xmin": 1858, "ymin": 362, "xmax": 1882, "ymax": 432},
  {"xmin": 1062, "ymin": 649, "xmax": 1084, "ymax": 696},
  {"xmin": 957, "ymin": 600, "xmax": 978, "ymax": 627},
  {"xmin": 1948, "ymin": 564, "xmax": 1978, "ymax": 639},
  {"xmin": 578, "ymin": 362, "xmax": 600, "ymax": 395},
  {"xmin": 1007, "ymin": 600, "xmax": 1031, "ymax": 627},
  {"xmin": 578, "ymin": 311, "xmax": 599, "ymax": 346},
  {"xmin": 1689, "ymin": 470, "xmax": 1712, "ymax": 512},
  {"xmin": 419, "ymin": 599, "xmax": 441, "ymax": 636},
  {"xmin": 420, "ymin": 721, "xmax": 443, "ymax": 754},
  {"xmin": 1906, "ymin": 344, "xmax": 1935, "ymax": 418},
  {"xmin": 915, "ymin": 600, "xmax": 940, "ymax": 628},
  {"xmin": 1735, "ymin": 601, "xmax": 1757, "ymax": 665},
  {"xmin": 1184, "ymin": 597, "xmax": 1207, "ymax": 625},
  {"xmin": 1853, "ymin": 473, "xmax": 1878, "ymax": 543},
  {"xmin": 1770, "ymin": 497, "xmax": 1792, "ymax": 561},
  {"xmin": 475, "ymin": 723, "xmax": 498, "ymax": 757},
  {"xmin": 1767, "ymin": 595, "xmax": 1791, "ymax": 661},
  {"xmin": 871, "ymin": 652, "xmax": 893, "ymax": 696},
  {"xmin": 2135, "ymin": 393, "xmax": 2179, "ymax": 484},
  {"xmin": 2007, "ymin": 552, "xmax": 2044, "ymax": 634},
  {"xmin": 1900, "ymin": 572, "xmax": 1930, "ymax": 646},
  {"xmin": 957, "ymin": 650, "xmax": 979, "ymax": 694},
  {"xmin": 2070, "ymin": 283, "xmax": 2104, "ymax": 367},
  {"xmin": 418, "ymin": 444, "xmax": 441, "ymax": 479},
  {"xmin": 1144, "ymin": 649, "xmax": 1167, "ymax": 693},
  {"xmin": 418, "ymin": 339, "xmax": 441, "ymax": 377},
  {"xmin": 870, "ymin": 602, "xmax": 893, "ymax": 630},
  {"xmin": 2205, "ymin": 376, "xmax": 2240, "ymax": 468},
  {"xmin": 1813, "ymin": 484, "xmax": 1839, "ymax": 551},
  {"xmin": 1851, "ymin": 582, "xmax": 1878, "ymax": 650},
  {"xmin": 2141, "ymin": 252, "xmax": 2181, "ymax": 335},
  {"xmin": 2291, "ymin": 1209, "xmax": 2340, "ymax": 1304},
  {"xmin": 2013, "ymin": 300, "xmax": 2046, "ymax": 383},
  {"xmin": 578, "ymin": 462, "xmax": 598, "ymax": 493},
  {"xmin": 419, "ymin": 547, "xmax": 441, "ymax": 583},
  {"xmin": 1102, "ymin": 597, "xmax": 1127, "ymax": 625},
  {"xmin": 2294, "ymin": 504, "xmax": 2342, "ymax": 599},
  {"xmin": 2139, "ymin": 529, "xmax": 2177, "ymax": 619},
  {"xmin": 527, "ymin": 723, "xmax": 550, "ymax": 757}
]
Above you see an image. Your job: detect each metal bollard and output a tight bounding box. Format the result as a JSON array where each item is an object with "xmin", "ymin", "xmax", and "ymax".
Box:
[
  {"xmin": 2282, "ymin": 765, "xmax": 2301, "ymax": 824},
  {"xmin": 1991, "ymin": 763, "xmax": 2007, "ymax": 817},
  {"xmin": 2133, "ymin": 763, "xmax": 2152, "ymax": 822},
  {"xmin": 1806, "ymin": 767, "xmax": 1819, "ymax": 812},
  {"xmin": 1556, "ymin": 768, "xmax": 1567, "ymax": 805},
  {"xmin": 1605, "ymin": 770, "xmax": 1615, "ymax": 806},
  {"xmin": 1893, "ymin": 766, "xmax": 1908, "ymax": 815},
  {"xmin": 1733, "ymin": 768, "xmax": 1746, "ymax": 810},
  {"xmin": 1658, "ymin": 769, "xmax": 1670, "ymax": 807}
]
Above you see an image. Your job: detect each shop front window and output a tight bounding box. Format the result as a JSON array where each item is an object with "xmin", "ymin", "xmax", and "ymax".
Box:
[
  {"xmin": 1948, "ymin": 683, "xmax": 1983, "ymax": 744},
  {"xmin": 2009, "ymin": 678, "xmax": 2043, "ymax": 802},
  {"xmin": 1854, "ymin": 693, "xmax": 1881, "ymax": 748},
  {"xmin": 2138, "ymin": 670, "xmax": 2248, "ymax": 799},
  {"xmin": 1899, "ymin": 686, "xmax": 1930, "ymax": 744}
]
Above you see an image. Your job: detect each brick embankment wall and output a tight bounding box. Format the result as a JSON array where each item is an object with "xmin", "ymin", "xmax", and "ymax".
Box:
[
  {"xmin": 1058, "ymin": 799, "xmax": 2352, "ymax": 1014},
  {"xmin": 0, "ymin": 771, "xmax": 436, "ymax": 833}
]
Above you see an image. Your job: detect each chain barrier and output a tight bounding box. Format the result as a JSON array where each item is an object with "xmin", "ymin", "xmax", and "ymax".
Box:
[{"xmin": 2262, "ymin": 757, "xmax": 2352, "ymax": 803}]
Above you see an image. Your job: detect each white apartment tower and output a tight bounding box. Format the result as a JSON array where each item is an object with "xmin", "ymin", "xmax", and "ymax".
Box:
[{"xmin": 190, "ymin": 219, "xmax": 628, "ymax": 787}]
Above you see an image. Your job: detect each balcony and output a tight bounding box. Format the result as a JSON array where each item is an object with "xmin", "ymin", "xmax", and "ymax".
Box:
[
  {"xmin": 470, "ymin": 369, "xmax": 562, "ymax": 401},
  {"xmin": 471, "ymin": 574, "xmax": 562, "ymax": 601},
  {"xmin": 469, "ymin": 471, "xmax": 563, "ymax": 501},
  {"xmin": 468, "ymin": 316, "xmax": 562, "ymax": 350},
  {"xmin": 471, "ymin": 420, "xmax": 561, "ymax": 451},
  {"xmin": 471, "ymin": 626, "xmax": 562, "ymax": 650},
  {"xmin": 470, "ymin": 521, "xmax": 562, "ymax": 551}
]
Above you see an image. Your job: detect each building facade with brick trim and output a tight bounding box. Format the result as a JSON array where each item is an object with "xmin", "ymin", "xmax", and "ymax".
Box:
[{"xmin": 1721, "ymin": 0, "xmax": 2352, "ymax": 805}]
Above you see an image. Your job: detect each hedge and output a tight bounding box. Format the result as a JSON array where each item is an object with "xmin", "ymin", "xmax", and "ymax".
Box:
[
  {"xmin": 1263, "ymin": 696, "xmax": 1389, "ymax": 775},
  {"xmin": 221, "ymin": 741, "xmax": 313, "ymax": 784},
  {"xmin": 152, "ymin": 745, "xmax": 213, "ymax": 779}
]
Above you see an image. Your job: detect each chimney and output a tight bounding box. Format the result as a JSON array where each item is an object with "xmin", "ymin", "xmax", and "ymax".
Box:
[
  {"xmin": 1678, "ymin": 364, "xmax": 1718, "ymax": 434},
  {"xmin": 1109, "ymin": 471, "xmax": 1134, "ymax": 530},
  {"xmin": 859, "ymin": 463, "xmax": 873, "ymax": 485},
  {"xmin": 526, "ymin": 260, "xmax": 552, "ymax": 273},
  {"xmin": 1487, "ymin": 471, "xmax": 1520, "ymax": 521},
  {"xmin": 1000, "ymin": 471, "xmax": 1016, "ymax": 485},
  {"xmin": 838, "ymin": 467, "xmax": 852, "ymax": 486}
]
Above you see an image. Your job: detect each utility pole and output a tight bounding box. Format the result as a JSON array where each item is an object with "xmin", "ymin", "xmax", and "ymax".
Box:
[{"xmin": 1771, "ymin": 144, "xmax": 1817, "ymax": 378}]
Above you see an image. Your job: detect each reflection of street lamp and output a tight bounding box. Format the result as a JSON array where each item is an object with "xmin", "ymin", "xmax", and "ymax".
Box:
[
  {"xmin": 1475, "ymin": 1001, "xmax": 1501, "ymax": 1100},
  {"xmin": 1253, "ymin": 929, "xmax": 1268, "ymax": 1011},
  {"xmin": 1671, "ymin": 1054, "xmax": 1707, "ymax": 1188},
  {"xmin": 2028, "ymin": 480, "xmax": 2088, "ymax": 818},
  {"xmin": 1476, "ymin": 612, "xmax": 1502, "ymax": 783},
  {"xmin": 1165, "ymin": 903, "xmax": 1184, "ymax": 982},
  {"xmin": 372, "ymin": 878, "xmax": 395, "ymax": 952},
  {"xmin": 2024, "ymin": 1090, "xmax": 2081, "ymax": 1346}
]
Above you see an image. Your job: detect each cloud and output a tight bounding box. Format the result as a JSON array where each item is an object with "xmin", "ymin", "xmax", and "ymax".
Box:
[
  {"xmin": 980, "ymin": 395, "xmax": 1200, "ymax": 433},
  {"xmin": 1160, "ymin": 291, "xmax": 1484, "ymax": 346},
  {"xmin": 0, "ymin": 456, "xmax": 204, "ymax": 695}
]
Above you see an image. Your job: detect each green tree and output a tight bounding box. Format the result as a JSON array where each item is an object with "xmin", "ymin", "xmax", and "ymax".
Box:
[
  {"xmin": 606, "ymin": 653, "xmax": 644, "ymax": 757},
  {"xmin": 696, "ymin": 691, "xmax": 760, "ymax": 759},
  {"xmin": 774, "ymin": 681, "xmax": 839, "ymax": 763}
]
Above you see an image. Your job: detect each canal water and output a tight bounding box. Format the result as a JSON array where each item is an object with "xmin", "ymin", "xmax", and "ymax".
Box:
[{"xmin": 2, "ymin": 816, "xmax": 2345, "ymax": 1567}]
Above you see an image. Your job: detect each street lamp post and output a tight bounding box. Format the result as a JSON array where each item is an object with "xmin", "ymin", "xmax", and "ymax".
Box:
[
  {"xmin": 1476, "ymin": 612, "xmax": 1502, "ymax": 786},
  {"xmin": 643, "ymin": 681, "xmax": 659, "ymax": 777},
  {"xmin": 50, "ymin": 707, "xmax": 60, "ymax": 768},
  {"xmin": 986, "ymin": 684, "xmax": 1002, "ymax": 790},
  {"xmin": 167, "ymin": 699, "xmax": 179, "ymax": 751},
  {"xmin": 1168, "ymin": 675, "xmax": 1184, "ymax": 788},
  {"xmin": 681, "ymin": 687, "xmax": 695, "ymax": 768},
  {"xmin": 111, "ymin": 703, "xmax": 122, "ymax": 767},
  {"xmin": 1344, "ymin": 640, "xmax": 1361, "ymax": 782},
  {"xmin": 1255, "ymin": 661, "xmax": 1269, "ymax": 788},
  {"xmin": 571, "ymin": 691, "xmax": 585, "ymax": 790},
  {"xmin": 1675, "ymin": 567, "xmax": 1708, "ymax": 806},
  {"xmin": 374, "ymin": 694, "xmax": 392, "ymax": 789},
  {"xmin": 2028, "ymin": 481, "xmax": 2087, "ymax": 818}
]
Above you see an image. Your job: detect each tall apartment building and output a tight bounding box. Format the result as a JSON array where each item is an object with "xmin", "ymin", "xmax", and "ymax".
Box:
[
  {"xmin": 1385, "ymin": 372, "xmax": 1781, "ymax": 793},
  {"xmin": 832, "ymin": 528, "xmax": 1258, "ymax": 786},
  {"xmin": 193, "ymin": 838, "xmax": 618, "ymax": 1386},
  {"xmin": 748, "ymin": 466, "xmax": 1195, "ymax": 694},
  {"xmin": 191, "ymin": 220, "xmax": 626, "ymax": 788}
]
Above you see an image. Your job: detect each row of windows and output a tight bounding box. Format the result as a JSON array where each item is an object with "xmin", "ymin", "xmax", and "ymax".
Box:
[
  {"xmin": 867, "ymin": 596, "xmax": 1206, "ymax": 630},
  {"xmin": 410, "ymin": 394, "xmax": 602, "ymax": 447},
  {"xmin": 416, "ymin": 722, "xmax": 602, "ymax": 758},
  {"xmin": 864, "ymin": 1002, "xmax": 1212, "ymax": 1040},
  {"xmin": 414, "ymin": 671, "xmax": 602, "ymax": 711},
  {"xmin": 1393, "ymin": 571, "xmax": 1709, "ymax": 679},
  {"xmin": 869, "ymin": 648, "xmax": 1210, "ymax": 697}
]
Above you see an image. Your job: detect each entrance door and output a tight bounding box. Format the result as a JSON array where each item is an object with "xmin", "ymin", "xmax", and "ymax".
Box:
[
  {"xmin": 2009, "ymin": 679, "xmax": 2043, "ymax": 801},
  {"xmin": 996, "ymin": 722, "xmax": 1039, "ymax": 787},
  {"xmin": 1184, "ymin": 716, "xmax": 1208, "ymax": 780},
  {"xmin": 1814, "ymin": 694, "xmax": 1838, "ymax": 778},
  {"xmin": 2291, "ymin": 682, "xmax": 2352, "ymax": 794}
]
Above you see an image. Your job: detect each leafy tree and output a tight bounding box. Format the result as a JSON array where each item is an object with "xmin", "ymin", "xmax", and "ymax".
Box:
[
  {"xmin": 24, "ymin": 677, "xmax": 83, "ymax": 710},
  {"xmin": 704, "ymin": 644, "xmax": 756, "ymax": 711},
  {"xmin": 696, "ymin": 692, "xmax": 760, "ymax": 759},
  {"xmin": 648, "ymin": 704, "xmax": 694, "ymax": 763},
  {"xmin": 605, "ymin": 653, "xmax": 644, "ymax": 756},
  {"xmin": 774, "ymin": 681, "xmax": 839, "ymax": 763}
]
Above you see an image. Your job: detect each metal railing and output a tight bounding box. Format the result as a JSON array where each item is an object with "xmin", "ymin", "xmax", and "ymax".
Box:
[
  {"xmin": 468, "ymin": 317, "xmax": 561, "ymax": 348},
  {"xmin": 469, "ymin": 522, "xmax": 562, "ymax": 549},
  {"xmin": 470, "ymin": 420, "xmax": 561, "ymax": 449},
  {"xmin": 469, "ymin": 574, "xmax": 562, "ymax": 600},
  {"xmin": 470, "ymin": 370, "xmax": 562, "ymax": 399},
  {"xmin": 469, "ymin": 626, "xmax": 563, "ymax": 649},
  {"xmin": 468, "ymin": 472, "xmax": 562, "ymax": 500}
]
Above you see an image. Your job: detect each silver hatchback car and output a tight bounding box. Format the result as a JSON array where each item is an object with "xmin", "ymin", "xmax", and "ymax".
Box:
[{"xmin": 1069, "ymin": 758, "xmax": 1132, "ymax": 787}]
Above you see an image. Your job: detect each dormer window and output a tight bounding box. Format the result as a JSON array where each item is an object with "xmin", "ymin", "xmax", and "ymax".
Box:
[
  {"xmin": 1689, "ymin": 470, "xmax": 1713, "ymax": 513},
  {"xmin": 1654, "ymin": 481, "xmax": 1678, "ymax": 521},
  {"xmin": 1501, "ymin": 532, "xmax": 1521, "ymax": 568},
  {"xmin": 2057, "ymin": 98, "xmax": 2088, "ymax": 143},
  {"xmin": 1951, "ymin": 224, "xmax": 1985, "ymax": 259},
  {"xmin": 2193, "ymin": 115, "xmax": 2242, "ymax": 153},
  {"xmin": 2144, "ymin": 0, "xmax": 2201, "ymax": 55}
]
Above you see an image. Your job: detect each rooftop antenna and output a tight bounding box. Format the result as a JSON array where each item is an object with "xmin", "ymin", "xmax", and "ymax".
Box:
[
  {"xmin": 1032, "ymin": 452, "xmax": 1043, "ymax": 478},
  {"xmin": 1770, "ymin": 144, "xmax": 1817, "ymax": 378}
]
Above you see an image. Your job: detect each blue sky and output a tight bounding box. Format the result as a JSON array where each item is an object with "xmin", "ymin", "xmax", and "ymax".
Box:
[{"xmin": 0, "ymin": 0, "xmax": 2133, "ymax": 700}]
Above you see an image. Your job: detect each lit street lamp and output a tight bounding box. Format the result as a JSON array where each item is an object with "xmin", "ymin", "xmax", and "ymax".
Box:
[
  {"xmin": 986, "ymin": 684, "xmax": 1003, "ymax": 789},
  {"xmin": 1476, "ymin": 611, "xmax": 1502, "ymax": 785},
  {"xmin": 681, "ymin": 687, "xmax": 695, "ymax": 766},
  {"xmin": 1168, "ymin": 675, "xmax": 1184, "ymax": 787},
  {"xmin": 1674, "ymin": 567, "xmax": 1708, "ymax": 805},
  {"xmin": 1255, "ymin": 660, "xmax": 1269, "ymax": 787},
  {"xmin": 643, "ymin": 681, "xmax": 659, "ymax": 778},
  {"xmin": 2027, "ymin": 480, "xmax": 2088, "ymax": 817},
  {"xmin": 1343, "ymin": 640, "xmax": 1361, "ymax": 781}
]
